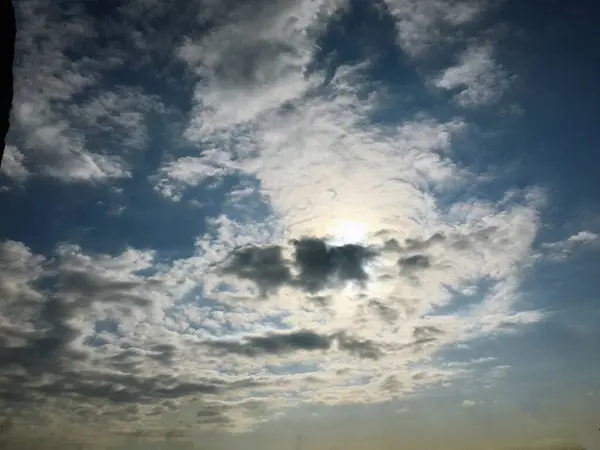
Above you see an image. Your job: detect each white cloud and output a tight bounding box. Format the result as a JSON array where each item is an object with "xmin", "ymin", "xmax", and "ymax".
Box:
[
  {"xmin": 462, "ymin": 399, "xmax": 476, "ymax": 407},
  {"xmin": 153, "ymin": 151, "xmax": 242, "ymax": 200},
  {"xmin": 0, "ymin": 145, "xmax": 30, "ymax": 183},
  {"xmin": 383, "ymin": 0, "xmax": 489, "ymax": 56},
  {"xmin": 542, "ymin": 230, "xmax": 600, "ymax": 260},
  {"xmin": 177, "ymin": 0, "xmax": 345, "ymax": 138},
  {"xmin": 8, "ymin": 0, "xmax": 173, "ymax": 183},
  {"xmin": 568, "ymin": 230, "xmax": 599, "ymax": 243},
  {"xmin": 0, "ymin": 240, "xmax": 46, "ymax": 314},
  {"xmin": 433, "ymin": 43, "xmax": 513, "ymax": 107},
  {"xmin": 71, "ymin": 88, "xmax": 166, "ymax": 150}
]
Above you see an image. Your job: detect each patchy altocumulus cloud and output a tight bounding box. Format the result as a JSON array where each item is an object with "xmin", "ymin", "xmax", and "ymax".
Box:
[
  {"xmin": 0, "ymin": 0, "xmax": 586, "ymax": 446},
  {"xmin": 4, "ymin": 0, "xmax": 180, "ymax": 185}
]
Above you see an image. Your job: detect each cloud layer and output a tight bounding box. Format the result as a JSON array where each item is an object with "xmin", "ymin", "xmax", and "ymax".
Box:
[{"xmin": 1, "ymin": 0, "xmax": 597, "ymax": 447}]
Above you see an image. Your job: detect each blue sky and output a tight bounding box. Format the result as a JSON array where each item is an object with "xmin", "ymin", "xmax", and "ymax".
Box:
[{"xmin": 1, "ymin": 0, "xmax": 599, "ymax": 448}]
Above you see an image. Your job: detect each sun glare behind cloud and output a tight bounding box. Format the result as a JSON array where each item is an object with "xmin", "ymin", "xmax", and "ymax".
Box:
[{"xmin": 327, "ymin": 220, "xmax": 368, "ymax": 245}]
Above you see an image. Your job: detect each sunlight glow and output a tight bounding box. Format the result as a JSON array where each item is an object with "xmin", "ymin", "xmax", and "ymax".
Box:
[{"xmin": 327, "ymin": 220, "xmax": 367, "ymax": 245}]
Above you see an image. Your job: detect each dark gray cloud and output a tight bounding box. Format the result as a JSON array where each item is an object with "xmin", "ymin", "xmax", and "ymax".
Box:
[
  {"xmin": 368, "ymin": 299, "xmax": 399, "ymax": 324},
  {"xmin": 381, "ymin": 237, "xmax": 402, "ymax": 252},
  {"xmin": 262, "ymin": 232, "xmax": 444, "ymax": 284},
  {"xmin": 54, "ymin": 269, "xmax": 153, "ymax": 307},
  {"xmin": 0, "ymin": 297, "xmax": 84, "ymax": 377},
  {"xmin": 223, "ymin": 245, "xmax": 291, "ymax": 297},
  {"xmin": 206, "ymin": 330, "xmax": 333, "ymax": 357},
  {"xmin": 308, "ymin": 295, "xmax": 332, "ymax": 307},
  {"xmin": 397, "ymin": 254, "xmax": 431, "ymax": 274},
  {"xmin": 0, "ymin": 260, "xmax": 159, "ymax": 378},
  {"xmin": 197, "ymin": 406, "xmax": 224, "ymax": 419},
  {"xmin": 412, "ymin": 325, "xmax": 443, "ymax": 341},
  {"xmin": 221, "ymin": 237, "xmax": 379, "ymax": 296},
  {"xmin": 292, "ymin": 238, "xmax": 378, "ymax": 292},
  {"xmin": 335, "ymin": 332, "xmax": 384, "ymax": 360},
  {"xmin": 0, "ymin": 361, "xmax": 264, "ymax": 425},
  {"xmin": 379, "ymin": 374, "xmax": 404, "ymax": 393},
  {"xmin": 381, "ymin": 232, "xmax": 445, "ymax": 254},
  {"xmin": 405, "ymin": 233, "xmax": 445, "ymax": 252},
  {"xmin": 222, "ymin": 231, "xmax": 497, "ymax": 299},
  {"xmin": 205, "ymin": 329, "xmax": 385, "ymax": 360},
  {"xmin": 147, "ymin": 343, "xmax": 178, "ymax": 365},
  {"xmin": 57, "ymin": 270, "xmax": 139, "ymax": 294}
]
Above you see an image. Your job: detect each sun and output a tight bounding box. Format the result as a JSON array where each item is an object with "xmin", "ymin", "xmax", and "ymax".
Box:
[{"xmin": 326, "ymin": 220, "xmax": 367, "ymax": 245}]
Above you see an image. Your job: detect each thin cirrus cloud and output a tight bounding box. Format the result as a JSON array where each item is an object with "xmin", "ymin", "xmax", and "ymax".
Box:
[
  {"xmin": 0, "ymin": 0, "xmax": 599, "ymax": 448},
  {"xmin": 432, "ymin": 43, "xmax": 513, "ymax": 107}
]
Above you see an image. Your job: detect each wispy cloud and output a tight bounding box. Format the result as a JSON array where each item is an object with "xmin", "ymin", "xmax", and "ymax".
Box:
[
  {"xmin": 383, "ymin": 0, "xmax": 490, "ymax": 56},
  {"xmin": 542, "ymin": 230, "xmax": 600, "ymax": 260},
  {"xmin": 433, "ymin": 43, "xmax": 513, "ymax": 107}
]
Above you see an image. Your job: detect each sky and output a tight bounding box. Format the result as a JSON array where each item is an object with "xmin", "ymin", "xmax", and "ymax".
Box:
[{"xmin": 1, "ymin": 0, "xmax": 600, "ymax": 449}]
